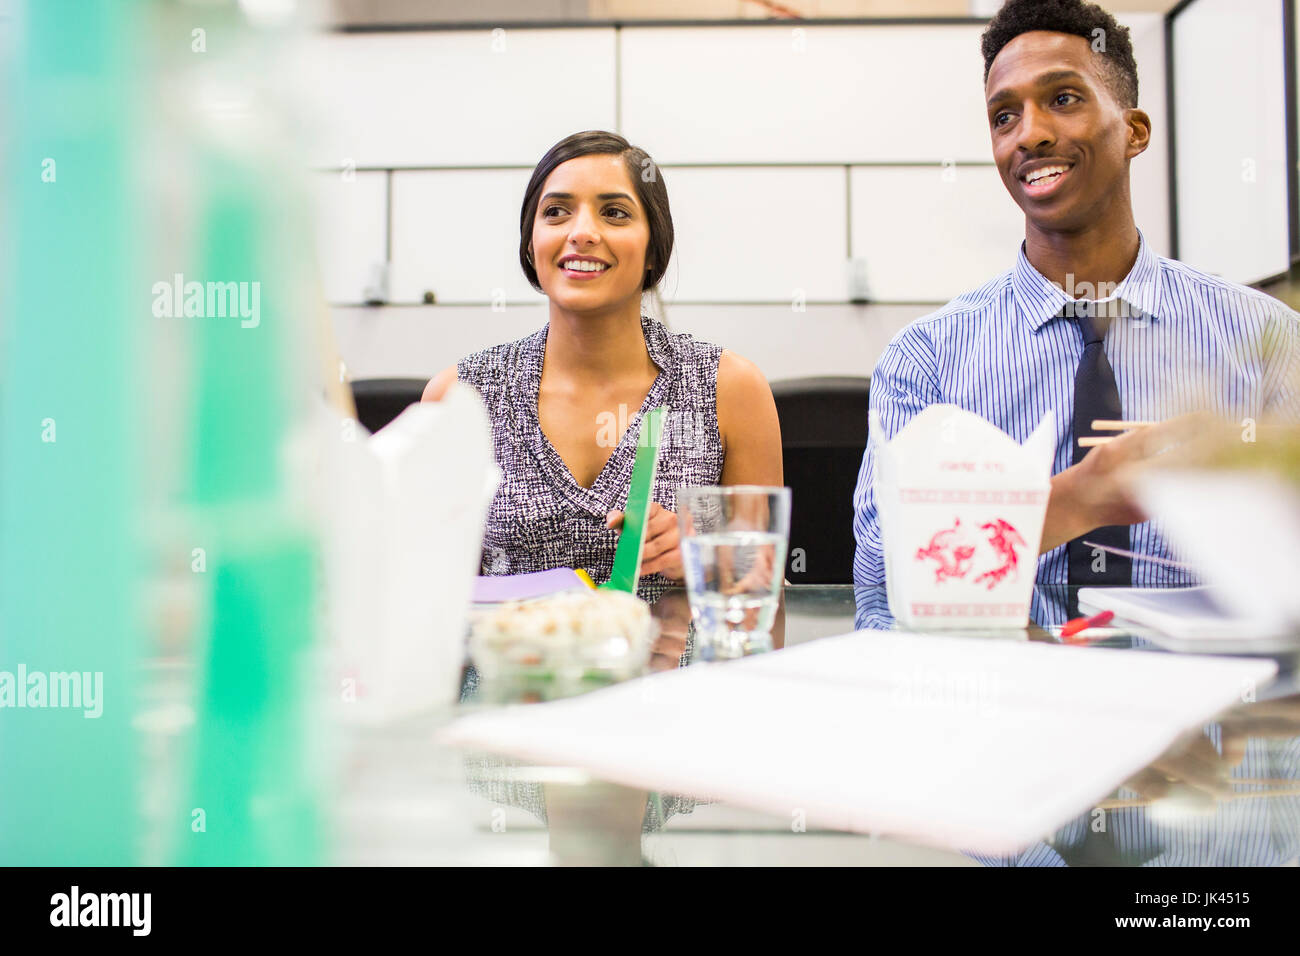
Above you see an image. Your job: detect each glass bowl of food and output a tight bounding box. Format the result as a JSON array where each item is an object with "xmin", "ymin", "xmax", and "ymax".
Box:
[{"xmin": 468, "ymin": 589, "xmax": 656, "ymax": 701}]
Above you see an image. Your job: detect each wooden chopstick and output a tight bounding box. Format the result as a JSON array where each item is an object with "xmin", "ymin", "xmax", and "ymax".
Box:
[
  {"xmin": 1091, "ymin": 419, "xmax": 1157, "ymax": 431},
  {"xmin": 1078, "ymin": 420, "xmax": 1160, "ymax": 447}
]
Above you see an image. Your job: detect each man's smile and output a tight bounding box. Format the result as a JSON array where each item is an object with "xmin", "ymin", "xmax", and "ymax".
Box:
[{"xmin": 1017, "ymin": 159, "xmax": 1075, "ymax": 198}]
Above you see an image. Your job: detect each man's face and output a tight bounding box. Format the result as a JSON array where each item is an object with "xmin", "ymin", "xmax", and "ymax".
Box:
[{"xmin": 985, "ymin": 31, "xmax": 1144, "ymax": 233}]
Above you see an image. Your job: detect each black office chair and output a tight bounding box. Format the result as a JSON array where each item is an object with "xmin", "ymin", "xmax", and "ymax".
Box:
[
  {"xmin": 770, "ymin": 376, "xmax": 870, "ymax": 585},
  {"xmin": 349, "ymin": 377, "xmax": 429, "ymax": 434}
]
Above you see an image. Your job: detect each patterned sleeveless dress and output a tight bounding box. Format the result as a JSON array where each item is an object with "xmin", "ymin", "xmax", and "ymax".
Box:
[
  {"xmin": 458, "ymin": 314, "xmax": 725, "ymax": 600},
  {"xmin": 456, "ymin": 316, "xmax": 724, "ymax": 833}
]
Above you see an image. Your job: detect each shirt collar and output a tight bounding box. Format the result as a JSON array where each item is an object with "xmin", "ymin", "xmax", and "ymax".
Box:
[{"xmin": 1011, "ymin": 230, "xmax": 1163, "ymax": 332}]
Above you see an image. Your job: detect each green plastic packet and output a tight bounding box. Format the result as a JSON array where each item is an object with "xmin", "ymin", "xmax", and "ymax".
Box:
[{"xmin": 600, "ymin": 406, "xmax": 668, "ymax": 593}]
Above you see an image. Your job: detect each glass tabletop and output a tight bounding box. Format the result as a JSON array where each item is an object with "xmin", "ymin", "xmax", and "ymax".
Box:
[{"xmin": 333, "ymin": 585, "xmax": 1300, "ymax": 867}]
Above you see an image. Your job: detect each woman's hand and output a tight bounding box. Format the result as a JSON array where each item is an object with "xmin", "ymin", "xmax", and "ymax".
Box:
[
  {"xmin": 604, "ymin": 502, "xmax": 684, "ymax": 581},
  {"xmin": 647, "ymin": 589, "xmax": 692, "ymax": 671}
]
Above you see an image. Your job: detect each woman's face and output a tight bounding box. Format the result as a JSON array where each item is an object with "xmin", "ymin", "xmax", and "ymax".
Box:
[{"xmin": 529, "ymin": 153, "xmax": 652, "ymax": 315}]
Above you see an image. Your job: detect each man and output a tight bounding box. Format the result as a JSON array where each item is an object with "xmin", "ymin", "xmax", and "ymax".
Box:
[{"xmin": 852, "ymin": 0, "xmax": 1299, "ymax": 598}]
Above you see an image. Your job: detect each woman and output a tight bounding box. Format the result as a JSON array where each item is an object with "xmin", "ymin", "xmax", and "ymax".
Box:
[{"xmin": 424, "ymin": 130, "xmax": 782, "ymax": 589}]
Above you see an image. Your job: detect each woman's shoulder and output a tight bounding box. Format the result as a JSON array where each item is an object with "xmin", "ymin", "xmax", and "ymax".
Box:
[
  {"xmin": 653, "ymin": 321, "xmax": 765, "ymax": 398},
  {"xmin": 715, "ymin": 349, "xmax": 772, "ymax": 410},
  {"xmin": 643, "ymin": 316, "xmax": 723, "ymax": 380},
  {"xmin": 457, "ymin": 325, "xmax": 547, "ymax": 390}
]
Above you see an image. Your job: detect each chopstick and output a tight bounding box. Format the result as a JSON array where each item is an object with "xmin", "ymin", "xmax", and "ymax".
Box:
[
  {"xmin": 1092, "ymin": 419, "xmax": 1157, "ymax": 430},
  {"xmin": 1078, "ymin": 419, "xmax": 1158, "ymax": 447}
]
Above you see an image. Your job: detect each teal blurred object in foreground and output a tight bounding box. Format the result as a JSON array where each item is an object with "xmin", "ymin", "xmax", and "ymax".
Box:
[
  {"xmin": 150, "ymin": 0, "xmax": 327, "ymax": 867},
  {"xmin": 1, "ymin": 0, "xmax": 328, "ymax": 865},
  {"xmin": 172, "ymin": 151, "xmax": 324, "ymax": 866},
  {"xmin": 0, "ymin": 0, "xmax": 147, "ymax": 866}
]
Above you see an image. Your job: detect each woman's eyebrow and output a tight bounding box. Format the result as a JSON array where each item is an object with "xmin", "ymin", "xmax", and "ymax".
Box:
[{"xmin": 539, "ymin": 191, "xmax": 634, "ymax": 203}]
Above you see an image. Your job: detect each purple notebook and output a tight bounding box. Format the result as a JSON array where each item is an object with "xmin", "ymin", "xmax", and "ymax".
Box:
[{"xmin": 472, "ymin": 568, "xmax": 592, "ymax": 605}]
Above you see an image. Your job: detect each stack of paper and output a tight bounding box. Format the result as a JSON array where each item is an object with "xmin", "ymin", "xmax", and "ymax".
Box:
[
  {"xmin": 440, "ymin": 632, "xmax": 1276, "ymax": 854},
  {"xmin": 1078, "ymin": 586, "xmax": 1299, "ymax": 653}
]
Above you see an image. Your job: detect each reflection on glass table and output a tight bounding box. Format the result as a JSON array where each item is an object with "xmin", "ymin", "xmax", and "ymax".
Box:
[{"xmin": 341, "ymin": 585, "xmax": 1300, "ymax": 866}]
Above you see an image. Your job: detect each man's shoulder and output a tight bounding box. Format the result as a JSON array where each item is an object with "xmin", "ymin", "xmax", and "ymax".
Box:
[
  {"xmin": 1157, "ymin": 256, "xmax": 1299, "ymax": 321},
  {"xmin": 885, "ymin": 270, "xmax": 1016, "ymax": 351}
]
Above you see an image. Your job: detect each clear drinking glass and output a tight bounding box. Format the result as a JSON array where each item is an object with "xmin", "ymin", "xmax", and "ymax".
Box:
[{"xmin": 676, "ymin": 485, "xmax": 792, "ymax": 660}]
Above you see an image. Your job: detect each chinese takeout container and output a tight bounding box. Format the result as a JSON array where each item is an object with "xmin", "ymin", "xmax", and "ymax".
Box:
[{"xmin": 872, "ymin": 405, "xmax": 1055, "ymax": 628}]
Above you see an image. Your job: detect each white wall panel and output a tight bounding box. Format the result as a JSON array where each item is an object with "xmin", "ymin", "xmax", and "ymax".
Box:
[
  {"xmin": 312, "ymin": 171, "xmax": 388, "ymax": 304},
  {"xmin": 1173, "ymin": 0, "xmax": 1290, "ymax": 283},
  {"xmin": 389, "ymin": 168, "xmax": 544, "ymax": 304},
  {"xmin": 303, "ymin": 30, "xmax": 617, "ymax": 167},
  {"xmin": 620, "ymin": 25, "xmax": 992, "ymax": 164},
  {"xmin": 661, "ymin": 166, "xmax": 848, "ymax": 302},
  {"xmin": 849, "ymin": 165, "xmax": 1024, "ymax": 302}
]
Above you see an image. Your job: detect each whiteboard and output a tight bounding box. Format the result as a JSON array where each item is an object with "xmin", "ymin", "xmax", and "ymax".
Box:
[
  {"xmin": 308, "ymin": 19, "xmax": 1177, "ymax": 307},
  {"xmin": 659, "ymin": 166, "xmax": 849, "ymax": 303},
  {"xmin": 1172, "ymin": 0, "xmax": 1290, "ymax": 283},
  {"xmin": 312, "ymin": 171, "xmax": 388, "ymax": 305},
  {"xmin": 620, "ymin": 25, "xmax": 992, "ymax": 164},
  {"xmin": 392, "ymin": 165, "xmax": 847, "ymax": 306},
  {"xmin": 302, "ymin": 30, "xmax": 618, "ymax": 168},
  {"xmin": 389, "ymin": 168, "xmax": 544, "ymax": 304},
  {"xmin": 849, "ymin": 165, "xmax": 1024, "ymax": 302}
]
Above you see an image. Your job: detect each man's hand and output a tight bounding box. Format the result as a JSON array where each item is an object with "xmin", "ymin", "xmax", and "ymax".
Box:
[
  {"xmin": 604, "ymin": 502, "xmax": 684, "ymax": 581},
  {"xmin": 1121, "ymin": 695, "xmax": 1300, "ymax": 806},
  {"xmin": 1040, "ymin": 413, "xmax": 1215, "ymax": 554}
]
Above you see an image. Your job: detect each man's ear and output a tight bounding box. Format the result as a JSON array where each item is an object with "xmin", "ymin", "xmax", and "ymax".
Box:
[{"xmin": 1125, "ymin": 108, "xmax": 1152, "ymax": 159}]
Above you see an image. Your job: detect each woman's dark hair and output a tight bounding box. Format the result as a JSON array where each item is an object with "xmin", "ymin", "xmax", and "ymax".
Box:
[
  {"xmin": 519, "ymin": 130, "xmax": 673, "ymax": 293},
  {"xmin": 981, "ymin": 0, "xmax": 1138, "ymax": 109}
]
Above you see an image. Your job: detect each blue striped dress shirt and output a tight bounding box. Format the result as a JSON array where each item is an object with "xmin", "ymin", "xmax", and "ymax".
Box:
[{"xmin": 852, "ymin": 232, "xmax": 1300, "ymax": 588}]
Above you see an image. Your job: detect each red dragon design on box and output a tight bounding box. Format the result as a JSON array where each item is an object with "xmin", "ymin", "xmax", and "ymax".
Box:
[{"xmin": 915, "ymin": 517, "xmax": 1026, "ymax": 589}]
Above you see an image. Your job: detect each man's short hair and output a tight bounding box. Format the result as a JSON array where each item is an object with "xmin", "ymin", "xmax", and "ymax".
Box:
[{"xmin": 981, "ymin": 0, "xmax": 1139, "ymax": 109}]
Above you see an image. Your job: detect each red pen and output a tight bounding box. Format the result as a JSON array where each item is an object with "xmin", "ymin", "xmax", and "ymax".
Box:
[{"xmin": 1061, "ymin": 609, "xmax": 1114, "ymax": 641}]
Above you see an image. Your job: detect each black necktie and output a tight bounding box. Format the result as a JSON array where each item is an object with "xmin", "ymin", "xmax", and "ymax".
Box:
[{"xmin": 1066, "ymin": 301, "xmax": 1131, "ymax": 587}]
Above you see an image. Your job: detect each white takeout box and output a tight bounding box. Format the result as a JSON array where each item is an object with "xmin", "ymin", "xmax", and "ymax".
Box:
[
  {"xmin": 873, "ymin": 404, "xmax": 1056, "ymax": 628},
  {"xmin": 321, "ymin": 384, "xmax": 498, "ymax": 722}
]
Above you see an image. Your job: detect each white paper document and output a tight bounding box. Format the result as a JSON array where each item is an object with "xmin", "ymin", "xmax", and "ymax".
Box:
[{"xmin": 441, "ymin": 632, "xmax": 1276, "ymax": 854}]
